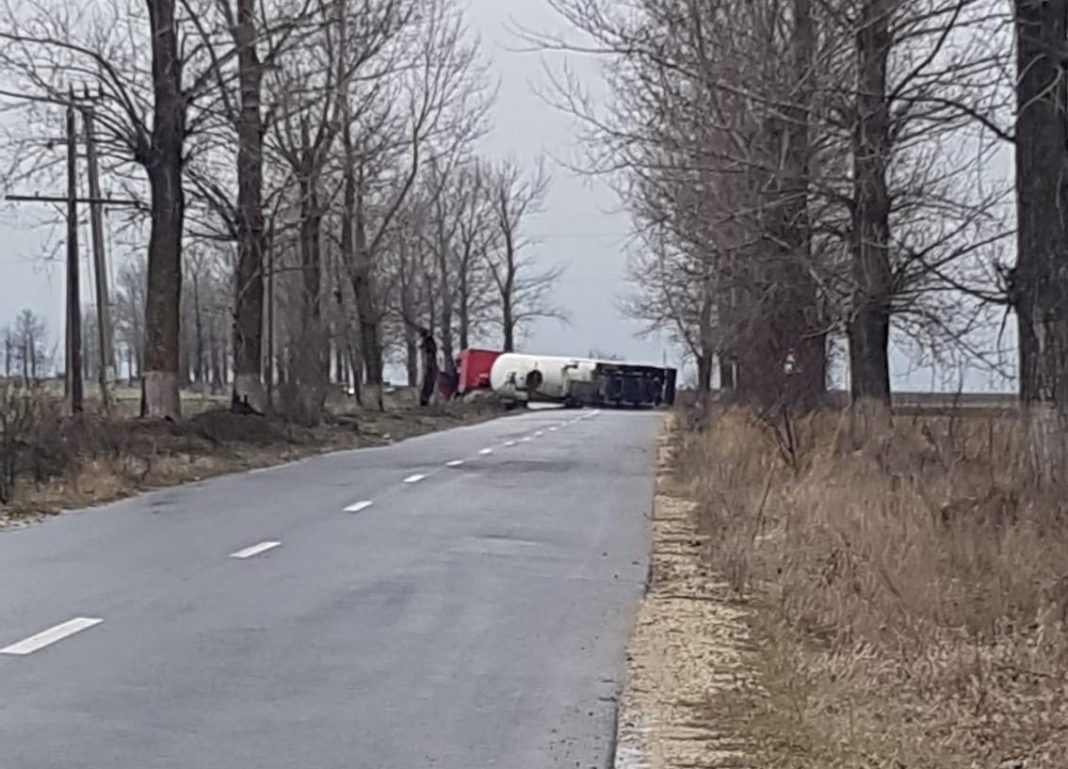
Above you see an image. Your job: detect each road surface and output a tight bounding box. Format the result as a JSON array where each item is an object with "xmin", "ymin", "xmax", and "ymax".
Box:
[{"xmin": 0, "ymin": 408, "xmax": 661, "ymax": 769}]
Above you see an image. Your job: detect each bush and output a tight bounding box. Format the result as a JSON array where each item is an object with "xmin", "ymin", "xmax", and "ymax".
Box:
[{"xmin": 0, "ymin": 386, "xmax": 69, "ymax": 504}]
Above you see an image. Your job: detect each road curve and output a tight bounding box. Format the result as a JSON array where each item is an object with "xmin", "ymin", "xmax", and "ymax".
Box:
[{"xmin": 0, "ymin": 408, "xmax": 661, "ymax": 769}]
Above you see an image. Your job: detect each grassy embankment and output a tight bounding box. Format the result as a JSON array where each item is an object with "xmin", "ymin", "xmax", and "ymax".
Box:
[
  {"xmin": 0, "ymin": 383, "xmax": 502, "ymax": 527},
  {"xmin": 671, "ymin": 404, "xmax": 1068, "ymax": 768}
]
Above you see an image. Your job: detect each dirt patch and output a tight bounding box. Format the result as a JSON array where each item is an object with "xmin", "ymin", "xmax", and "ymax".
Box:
[{"xmin": 613, "ymin": 416, "xmax": 759, "ymax": 769}]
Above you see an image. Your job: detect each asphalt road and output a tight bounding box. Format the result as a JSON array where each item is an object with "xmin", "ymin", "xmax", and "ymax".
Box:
[{"xmin": 0, "ymin": 408, "xmax": 662, "ymax": 769}]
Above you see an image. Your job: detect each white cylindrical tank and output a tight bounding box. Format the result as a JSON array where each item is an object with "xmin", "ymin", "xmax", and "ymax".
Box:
[{"xmin": 489, "ymin": 353, "xmax": 599, "ymax": 402}]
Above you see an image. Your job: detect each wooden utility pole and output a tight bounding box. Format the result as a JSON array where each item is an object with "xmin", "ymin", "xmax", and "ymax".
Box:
[
  {"xmin": 65, "ymin": 94, "xmax": 83, "ymax": 416},
  {"xmin": 83, "ymin": 99, "xmax": 116, "ymax": 412},
  {"xmin": 2, "ymin": 90, "xmax": 137, "ymax": 418},
  {"xmin": 265, "ymin": 219, "xmax": 275, "ymax": 411}
]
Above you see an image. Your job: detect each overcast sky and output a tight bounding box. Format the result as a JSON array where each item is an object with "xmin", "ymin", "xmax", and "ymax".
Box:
[{"xmin": 0, "ymin": 0, "xmax": 1016, "ymax": 391}]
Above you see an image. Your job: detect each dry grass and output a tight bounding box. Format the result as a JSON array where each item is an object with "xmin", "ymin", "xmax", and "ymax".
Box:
[{"xmin": 679, "ymin": 405, "xmax": 1068, "ymax": 769}]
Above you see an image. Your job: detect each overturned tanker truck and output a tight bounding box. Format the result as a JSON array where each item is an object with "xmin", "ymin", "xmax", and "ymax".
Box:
[{"xmin": 457, "ymin": 349, "xmax": 676, "ymax": 409}]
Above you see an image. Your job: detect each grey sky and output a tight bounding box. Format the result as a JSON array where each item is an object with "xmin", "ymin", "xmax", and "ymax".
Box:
[
  {"xmin": 464, "ymin": 0, "xmax": 667, "ymax": 365},
  {"xmin": 0, "ymin": 0, "xmax": 1017, "ymax": 390}
]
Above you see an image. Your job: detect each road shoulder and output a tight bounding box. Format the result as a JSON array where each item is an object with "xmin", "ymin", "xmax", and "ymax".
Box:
[{"xmin": 612, "ymin": 415, "xmax": 758, "ymax": 769}]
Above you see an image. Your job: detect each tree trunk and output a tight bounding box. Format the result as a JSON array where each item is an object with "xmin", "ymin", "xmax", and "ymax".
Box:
[
  {"xmin": 435, "ymin": 210, "xmax": 456, "ymax": 376},
  {"xmin": 351, "ymin": 166, "xmax": 384, "ymax": 409},
  {"xmin": 718, "ymin": 353, "xmax": 735, "ymax": 391},
  {"xmin": 501, "ymin": 259, "xmax": 516, "ymax": 353},
  {"xmin": 405, "ymin": 334, "xmax": 419, "ymax": 387},
  {"xmin": 209, "ymin": 322, "xmax": 223, "ymax": 394},
  {"xmin": 696, "ymin": 353, "xmax": 713, "ymax": 393},
  {"xmin": 193, "ymin": 273, "xmax": 205, "ymax": 387},
  {"xmin": 500, "ymin": 222, "xmax": 517, "ymax": 352},
  {"xmin": 458, "ymin": 256, "xmax": 471, "ymax": 351},
  {"xmin": 231, "ymin": 0, "xmax": 267, "ymax": 413},
  {"xmin": 847, "ymin": 0, "xmax": 893, "ymax": 415},
  {"xmin": 179, "ymin": 324, "xmax": 192, "ymax": 388},
  {"xmin": 1014, "ymin": 0, "xmax": 1068, "ymax": 410},
  {"xmin": 292, "ymin": 173, "xmax": 325, "ymax": 425},
  {"xmin": 220, "ymin": 329, "xmax": 229, "ymax": 385},
  {"xmin": 502, "ymin": 298, "xmax": 514, "ymax": 353},
  {"xmin": 696, "ymin": 286, "xmax": 715, "ymax": 393},
  {"xmin": 780, "ymin": 0, "xmax": 825, "ymax": 408},
  {"xmin": 143, "ymin": 0, "xmax": 185, "ymax": 419},
  {"xmin": 419, "ymin": 329, "xmax": 438, "ymax": 407},
  {"xmin": 346, "ymin": 344, "xmax": 362, "ymax": 404},
  {"xmin": 729, "ymin": 0, "xmax": 825, "ymax": 410},
  {"xmin": 82, "ymin": 320, "xmax": 93, "ymax": 381}
]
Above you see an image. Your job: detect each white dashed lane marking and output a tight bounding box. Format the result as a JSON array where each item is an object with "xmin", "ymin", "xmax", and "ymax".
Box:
[
  {"xmin": 345, "ymin": 500, "xmax": 374, "ymax": 513},
  {"xmin": 479, "ymin": 448, "xmax": 494, "ymax": 456},
  {"xmin": 1, "ymin": 617, "xmax": 103, "ymax": 656},
  {"xmin": 446, "ymin": 460, "xmax": 465, "ymax": 468},
  {"xmin": 504, "ymin": 440, "xmax": 517, "ymax": 447},
  {"xmin": 230, "ymin": 541, "xmax": 282, "ymax": 559},
  {"xmin": 403, "ymin": 474, "xmax": 427, "ymax": 484}
]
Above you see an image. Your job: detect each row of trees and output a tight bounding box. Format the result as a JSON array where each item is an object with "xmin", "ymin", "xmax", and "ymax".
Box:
[
  {"xmin": 546, "ymin": 0, "xmax": 1052, "ymax": 424},
  {"xmin": 0, "ymin": 0, "xmax": 561, "ymax": 423},
  {"xmin": 1, "ymin": 309, "xmax": 50, "ymax": 385}
]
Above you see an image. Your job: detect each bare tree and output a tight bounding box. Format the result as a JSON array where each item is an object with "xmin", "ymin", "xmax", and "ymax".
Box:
[
  {"xmin": 1, "ymin": 327, "xmax": 13, "ymax": 380},
  {"xmin": 181, "ymin": 0, "xmax": 317, "ymax": 412},
  {"xmin": 541, "ymin": 0, "xmax": 1010, "ymax": 425},
  {"xmin": 115, "ymin": 258, "xmax": 148, "ymax": 383},
  {"xmin": 1009, "ymin": 0, "xmax": 1068, "ymax": 482},
  {"xmin": 484, "ymin": 157, "xmax": 564, "ymax": 352},
  {"xmin": 452, "ymin": 158, "xmax": 497, "ymax": 350},
  {"xmin": 621, "ymin": 230, "xmax": 717, "ymax": 390},
  {"xmin": 266, "ymin": 0, "xmax": 364, "ymax": 423},
  {"xmin": 337, "ymin": 0, "xmax": 489, "ymax": 409},
  {"xmin": 0, "ymin": 0, "xmax": 235, "ymax": 418},
  {"xmin": 1012, "ymin": 0, "xmax": 1068, "ymax": 408},
  {"xmin": 12, "ymin": 308, "xmax": 48, "ymax": 385}
]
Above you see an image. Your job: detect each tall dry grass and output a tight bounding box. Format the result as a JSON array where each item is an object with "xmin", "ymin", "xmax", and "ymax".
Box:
[{"xmin": 681, "ymin": 406, "xmax": 1068, "ymax": 768}]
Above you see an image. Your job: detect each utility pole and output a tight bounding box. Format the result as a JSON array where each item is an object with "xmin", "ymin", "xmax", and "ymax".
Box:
[
  {"xmin": 265, "ymin": 218, "xmax": 275, "ymax": 411},
  {"xmin": 1, "ymin": 89, "xmax": 137, "ymax": 417},
  {"xmin": 65, "ymin": 93, "xmax": 83, "ymax": 416},
  {"xmin": 83, "ymin": 97, "xmax": 116, "ymax": 412}
]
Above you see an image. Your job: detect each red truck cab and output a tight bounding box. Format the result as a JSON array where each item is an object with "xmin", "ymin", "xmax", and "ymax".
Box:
[{"xmin": 457, "ymin": 348, "xmax": 502, "ymax": 395}]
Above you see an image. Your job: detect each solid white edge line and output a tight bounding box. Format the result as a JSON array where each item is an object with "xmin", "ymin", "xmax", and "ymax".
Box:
[
  {"xmin": 403, "ymin": 473, "xmax": 427, "ymax": 484},
  {"xmin": 345, "ymin": 500, "xmax": 374, "ymax": 512},
  {"xmin": 446, "ymin": 460, "xmax": 464, "ymax": 467},
  {"xmin": 229, "ymin": 541, "xmax": 282, "ymax": 559},
  {"xmin": 1, "ymin": 617, "xmax": 103, "ymax": 656}
]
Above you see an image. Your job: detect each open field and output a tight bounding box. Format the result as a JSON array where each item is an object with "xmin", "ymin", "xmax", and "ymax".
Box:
[{"xmin": 678, "ymin": 388, "xmax": 1019, "ymax": 414}]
